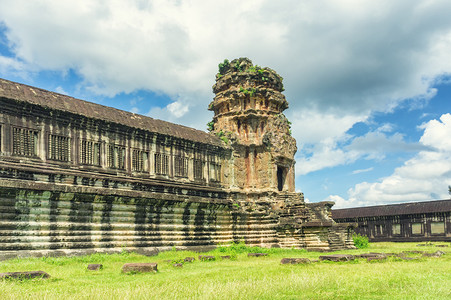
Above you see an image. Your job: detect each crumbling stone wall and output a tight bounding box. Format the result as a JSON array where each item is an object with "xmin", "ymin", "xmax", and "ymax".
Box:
[{"xmin": 0, "ymin": 59, "xmax": 355, "ymax": 260}]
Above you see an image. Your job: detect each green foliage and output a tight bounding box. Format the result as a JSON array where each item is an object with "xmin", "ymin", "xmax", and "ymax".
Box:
[
  {"xmin": 448, "ymin": 185, "xmax": 451, "ymax": 195},
  {"xmin": 352, "ymin": 233, "xmax": 369, "ymax": 249},
  {"xmin": 239, "ymin": 87, "xmax": 256, "ymax": 97},
  {"xmin": 216, "ymin": 241, "xmax": 270, "ymax": 255},
  {"xmin": 234, "ymin": 61, "xmax": 243, "ymax": 72},
  {"xmin": 215, "ymin": 130, "xmax": 229, "ymax": 144},
  {"xmin": 207, "ymin": 121, "xmax": 214, "ymax": 132},
  {"xmin": 218, "ymin": 59, "xmax": 230, "ymax": 74}
]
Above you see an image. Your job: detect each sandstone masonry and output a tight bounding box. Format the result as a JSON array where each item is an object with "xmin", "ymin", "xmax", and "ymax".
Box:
[{"xmin": 0, "ymin": 58, "xmax": 354, "ymax": 260}]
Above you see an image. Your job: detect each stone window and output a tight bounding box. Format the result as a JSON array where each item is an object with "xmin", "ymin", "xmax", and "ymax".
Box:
[
  {"xmin": 209, "ymin": 162, "xmax": 221, "ymax": 182},
  {"xmin": 12, "ymin": 127, "xmax": 38, "ymax": 157},
  {"xmin": 430, "ymin": 222, "xmax": 445, "ymax": 235},
  {"xmin": 107, "ymin": 144, "xmax": 125, "ymax": 169},
  {"xmin": 48, "ymin": 134, "xmax": 70, "ymax": 161},
  {"xmin": 155, "ymin": 152, "xmax": 169, "ymax": 175},
  {"xmin": 277, "ymin": 166, "xmax": 287, "ymax": 191},
  {"xmin": 375, "ymin": 224, "xmax": 384, "ymax": 236},
  {"xmin": 132, "ymin": 149, "xmax": 148, "ymax": 172},
  {"xmin": 174, "ymin": 155, "xmax": 188, "ymax": 177},
  {"xmin": 411, "ymin": 223, "xmax": 423, "ymax": 235},
  {"xmin": 80, "ymin": 140, "xmax": 100, "ymax": 166},
  {"xmin": 194, "ymin": 159, "xmax": 204, "ymax": 180},
  {"xmin": 392, "ymin": 223, "xmax": 401, "ymax": 235}
]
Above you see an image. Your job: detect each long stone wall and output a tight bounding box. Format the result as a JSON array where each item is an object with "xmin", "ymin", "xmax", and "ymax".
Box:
[
  {"xmin": 0, "ymin": 74, "xmax": 356, "ymax": 260},
  {"xmin": 0, "ymin": 181, "xmax": 280, "ymax": 260}
]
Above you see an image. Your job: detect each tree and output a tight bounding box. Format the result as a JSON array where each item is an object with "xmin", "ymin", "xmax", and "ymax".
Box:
[{"xmin": 449, "ymin": 185, "xmax": 451, "ymax": 196}]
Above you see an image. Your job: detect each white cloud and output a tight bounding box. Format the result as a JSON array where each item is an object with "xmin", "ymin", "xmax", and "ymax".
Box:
[
  {"xmin": 1, "ymin": 0, "xmax": 451, "ymax": 182},
  {"xmin": 351, "ymin": 167, "xmax": 373, "ymax": 175},
  {"xmin": 333, "ymin": 114, "xmax": 451, "ymax": 208},
  {"xmin": 54, "ymin": 86, "xmax": 68, "ymax": 95},
  {"xmin": 167, "ymin": 100, "xmax": 189, "ymax": 118},
  {"xmin": 0, "ymin": 1, "xmax": 450, "ymax": 115}
]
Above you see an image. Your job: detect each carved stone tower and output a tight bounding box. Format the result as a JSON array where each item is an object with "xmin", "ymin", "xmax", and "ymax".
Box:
[{"xmin": 209, "ymin": 58, "xmax": 297, "ymax": 196}]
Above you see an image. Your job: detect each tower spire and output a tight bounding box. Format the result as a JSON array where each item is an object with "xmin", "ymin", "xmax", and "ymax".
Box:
[{"xmin": 209, "ymin": 58, "xmax": 297, "ymax": 194}]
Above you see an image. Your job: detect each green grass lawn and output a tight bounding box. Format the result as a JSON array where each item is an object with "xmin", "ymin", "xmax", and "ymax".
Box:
[{"xmin": 0, "ymin": 242, "xmax": 450, "ymax": 300}]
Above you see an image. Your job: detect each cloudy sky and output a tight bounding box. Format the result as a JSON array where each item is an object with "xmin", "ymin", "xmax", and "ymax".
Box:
[{"xmin": 1, "ymin": 0, "xmax": 450, "ymax": 208}]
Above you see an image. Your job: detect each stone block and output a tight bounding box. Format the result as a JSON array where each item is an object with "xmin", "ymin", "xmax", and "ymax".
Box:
[
  {"xmin": 357, "ymin": 253, "xmax": 387, "ymax": 259},
  {"xmin": 173, "ymin": 263, "xmax": 183, "ymax": 268},
  {"xmin": 280, "ymin": 258, "xmax": 310, "ymax": 264},
  {"xmin": 423, "ymin": 251, "xmax": 445, "ymax": 258},
  {"xmin": 198, "ymin": 255, "xmax": 216, "ymax": 261},
  {"xmin": 122, "ymin": 263, "xmax": 158, "ymax": 273},
  {"xmin": 87, "ymin": 264, "xmax": 103, "ymax": 271},
  {"xmin": 0, "ymin": 271, "xmax": 50, "ymax": 280},
  {"xmin": 367, "ymin": 257, "xmax": 386, "ymax": 262},
  {"xmin": 319, "ymin": 254, "xmax": 355, "ymax": 262},
  {"xmin": 248, "ymin": 253, "xmax": 268, "ymax": 257},
  {"xmin": 221, "ymin": 255, "xmax": 231, "ymax": 259},
  {"xmin": 184, "ymin": 257, "xmax": 195, "ymax": 262}
]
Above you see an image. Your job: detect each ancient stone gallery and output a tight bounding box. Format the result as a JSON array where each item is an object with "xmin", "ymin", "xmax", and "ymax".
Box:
[{"xmin": 0, "ymin": 58, "xmax": 354, "ymax": 260}]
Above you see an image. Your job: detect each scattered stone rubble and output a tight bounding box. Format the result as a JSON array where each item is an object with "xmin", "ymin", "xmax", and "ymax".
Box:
[
  {"xmin": 0, "ymin": 271, "xmax": 50, "ymax": 280},
  {"xmin": 121, "ymin": 263, "xmax": 158, "ymax": 273},
  {"xmin": 248, "ymin": 253, "xmax": 268, "ymax": 257},
  {"xmin": 87, "ymin": 264, "xmax": 103, "ymax": 271}
]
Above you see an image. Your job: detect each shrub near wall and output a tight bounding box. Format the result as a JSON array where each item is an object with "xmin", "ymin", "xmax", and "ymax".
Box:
[{"xmin": 352, "ymin": 234, "xmax": 369, "ymax": 249}]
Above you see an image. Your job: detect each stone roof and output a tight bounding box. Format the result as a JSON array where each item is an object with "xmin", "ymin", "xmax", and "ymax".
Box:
[
  {"xmin": 0, "ymin": 78, "xmax": 223, "ymax": 147},
  {"xmin": 332, "ymin": 199, "xmax": 451, "ymax": 219}
]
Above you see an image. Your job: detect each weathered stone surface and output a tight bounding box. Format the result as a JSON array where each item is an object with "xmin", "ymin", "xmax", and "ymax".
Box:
[
  {"xmin": 357, "ymin": 253, "xmax": 387, "ymax": 259},
  {"xmin": 122, "ymin": 263, "xmax": 158, "ymax": 273},
  {"xmin": 367, "ymin": 257, "xmax": 386, "ymax": 262},
  {"xmin": 198, "ymin": 255, "xmax": 216, "ymax": 261},
  {"xmin": 423, "ymin": 251, "xmax": 445, "ymax": 258},
  {"xmin": 280, "ymin": 258, "xmax": 311, "ymax": 264},
  {"xmin": 184, "ymin": 257, "xmax": 195, "ymax": 262},
  {"xmin": 248, "ymin": 253, "xmax": 268, "ymax": 257},
  {"xmin": 403, "ymin": 251, "xmax": 424, "ymax": 254},
  {"xmin": 87, "ymin": 264, "xmax": 103, "ymax": 271},
  {"xmin": 0, "ymin": 271, "xmax": 50, "ymax": 280},
  {"xmin": 319, "ymin": 254, "xmax": 355, "ymax": 262},
  {"xmin": 0, "ymin": 60, "xmax": 356, "ymax": 261}
]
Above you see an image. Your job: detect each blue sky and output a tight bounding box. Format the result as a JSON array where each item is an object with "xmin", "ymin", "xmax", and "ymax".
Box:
[{"xmin": 1, "ymin": 0, "xmax": 450, "ymax": 208}]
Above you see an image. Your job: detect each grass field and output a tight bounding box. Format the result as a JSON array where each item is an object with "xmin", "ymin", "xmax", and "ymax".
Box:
[{"xmin": 0, "ymin": 242, "xmax": 450, "ymax": 299}]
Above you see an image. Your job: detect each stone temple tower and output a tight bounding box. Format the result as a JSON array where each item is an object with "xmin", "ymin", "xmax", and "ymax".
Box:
[{"xmin": 209, "ymin": 58, "xmax": 297, "ymax": 196}]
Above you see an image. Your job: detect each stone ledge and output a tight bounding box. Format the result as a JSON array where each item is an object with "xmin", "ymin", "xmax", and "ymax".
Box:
[
  {"xmin": 122, "ymin": 263, "xmax": 158, "ymax": 273},
  {"xmin": 0, "ymin": 271, "xmax": 50, "ymax": 280}
]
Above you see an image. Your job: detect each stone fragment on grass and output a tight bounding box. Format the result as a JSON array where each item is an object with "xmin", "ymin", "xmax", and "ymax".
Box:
[
  {"xmin": 423, "ymin": 251, "xmax": 445, "ymax": 258},
  {"xmin": 367, "ymin": 257, "xmax": 386, "ymax": 262},
  {"xmin": 198, "ymin": 255, "xmax": 216, "ymax": 261},
  {"xmin": 436, "ymin": 245, "xmax": 449, "ymax": 247},
  {"xmin": 87, "ymin": 264, "xmax": 103, "ymax": 271},
  {"xmin": 248, "ymin": 253, "xmax": 268, "ymax": 257},
  {"xmin": 319, "ymin": 254, "xmax": 355, "ymax": 262},
  {"xmin": 122, "ymin": 263, "xmax": 158, "ymax": 273},
  {"xmin": 280, "ymin": 258, "xmax": 311, "ymax": 264},
  {"xmin": 221, "ymin": 255, "xmax": 231, "ymax": 260},
  {"xmin": 173, "ymin": 263, "xmax": 183, "ymax": 268},
  {"xmin": 184, "ymin": 257, "xmax": 195, "ymax": 262},
  {"xmin": 357, "ymin": 253, "xmax": 386, "ymax": 259},
  {"xmin": 403, "ymin": 250, "xmax": 424, "ymax": 254},
  {"xmin": 0, "ymin": 271, "xmax": 50, "ymax": 280}
]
